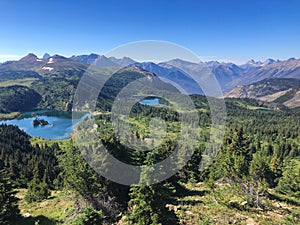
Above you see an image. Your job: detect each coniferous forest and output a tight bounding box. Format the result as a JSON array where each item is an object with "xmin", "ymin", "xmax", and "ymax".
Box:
[{"xmin": 0, "ymin": 92, "xmax": 299, "ymax": 224}]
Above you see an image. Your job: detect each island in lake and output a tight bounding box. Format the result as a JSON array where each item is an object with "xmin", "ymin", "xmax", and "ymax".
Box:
[{"xmin": 32, "ymin": 117, "xmax": 51, "ymax": 127}]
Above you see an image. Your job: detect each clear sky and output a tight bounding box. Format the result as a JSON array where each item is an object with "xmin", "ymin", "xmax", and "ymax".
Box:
[{"xmin": 0, "ymin": 0, "xmax": 300, "ymax": 64}]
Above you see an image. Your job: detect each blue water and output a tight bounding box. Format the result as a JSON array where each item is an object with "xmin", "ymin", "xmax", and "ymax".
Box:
[
  {"xmin": 0, "ymin": 110, "xmax": 90, "ymax": 140},
  {"xmin": 139, "ymin": 98, "xmax": 167, "ymax": 106}
]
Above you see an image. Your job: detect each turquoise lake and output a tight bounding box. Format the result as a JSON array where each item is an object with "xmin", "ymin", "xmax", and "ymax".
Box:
[
  {"xmin": 0, "ymin": 98, "xmax": 167, "ymax": 140},
  {"xmin": 0, "ymin": 110, "xmax": 90, "ymax": 140},
  {"xmin": 139, "ymin": 97, "xmax": 167, "ymax": 106}
]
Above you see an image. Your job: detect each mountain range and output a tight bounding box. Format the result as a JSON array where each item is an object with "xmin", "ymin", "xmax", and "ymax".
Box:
[
  {"xmin": 0, "ymin": 53, "xmax": 300, "ymax": 108},
  {"xmin": 67, "ymin": 53, "xmax": 300, "ymax": 92}
]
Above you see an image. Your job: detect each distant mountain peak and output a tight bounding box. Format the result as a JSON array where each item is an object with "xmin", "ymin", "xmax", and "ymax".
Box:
[
  {"xmin": 120, "ymin": 65, "xmax": 157, "ymax": 77},
  {"xmin": 122, "ymin": 56, "xmax": 132, "ymax": 60},
  {"xmin": 206, "ymin": 61, "xmax": 221, "ymax": 67},
  {"xmin": 123, "ymin": 65, "xmax": 146, "ymax": 71},
  {"xmin": 163, "ymin": 58, "xmax": 199, "ymax": 69},
  {"xmin": 52, "ymin": 54, "xmax": 66, "ymax": 58},
  {"xmin": 70, "ymin": 54, "xmax": 120, "ymax": 67},
  {"xmin": 42, "ymin": 53, "xmax": 51, "ymax": 59},
  {"xmin": 108, "ymin": 56, "xmax": 136, "ymax": 67},
  {"xmin": 166, "ymin": 58, "xmax": 193, "ymax": 64},
  {"xmin": 89, "ymin": 53, "xmax": 99, "ymax": 57},
  {"xmin": 97, "ymin": 55, "xmax": 108, "ymax": 59},
  {"xmin": 20, "ymin": 53, "xmax": 38, "ymax": 61},
  {"xmin": 263, "ymin": 58, "xmax": 275, "ymax": 66},
  {"xmin": 246, "ymin": 59, "xmax": 263, "ymax": 66}
]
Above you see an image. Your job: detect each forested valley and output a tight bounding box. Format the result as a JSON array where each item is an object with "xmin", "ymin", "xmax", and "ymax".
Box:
[{"xmin": 1, "ymin": 94, "xmax": 300, "ymax": 224}]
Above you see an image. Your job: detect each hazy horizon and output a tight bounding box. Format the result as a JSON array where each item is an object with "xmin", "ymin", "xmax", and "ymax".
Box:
[{"xmin": 1, "ymin": 51, "xmax": 298, "ymax": 65}]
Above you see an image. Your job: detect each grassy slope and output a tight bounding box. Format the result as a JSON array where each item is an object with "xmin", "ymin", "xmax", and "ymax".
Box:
[
  {"xmin": 0, "ymin": 78, "xmax": 38, "ymax": 87},
  {"xmin": 15, "ymin": 189, "xmax": 76, "ymax": 225},
  {"xmin": 12, "ymin": 139, "xmax": 77, "ymax": 225},
  {"xmin": 0, "ymin": 111, "xmax": 20, "ymax": 120},
  {"xmin": 175, "ymin": 183, "xmax": 300, "ymax": 225},
  {"xmin": 14, "ymin": 182, "xmax": 300, "ymax": 225},
  {"xmin": 30, "ymin": 137, "xmax": 71, "ymax": 148}
]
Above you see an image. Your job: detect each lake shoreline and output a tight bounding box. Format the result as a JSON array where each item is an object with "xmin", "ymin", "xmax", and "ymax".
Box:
[
  {"xmin": 0, "ymin": 110, "xmax": 90, "ymax": 140},
  {"xmin": 0, "ymin": 112, "xmax": 21, "ymax": 120}
]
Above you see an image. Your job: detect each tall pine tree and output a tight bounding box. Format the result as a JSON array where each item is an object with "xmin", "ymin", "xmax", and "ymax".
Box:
[{"xmin": 0, "ymin": 170, "xmax": 20, "ymax": 224}]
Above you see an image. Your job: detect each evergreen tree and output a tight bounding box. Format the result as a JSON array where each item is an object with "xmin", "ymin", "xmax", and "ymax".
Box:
[
  {"xmin": 246, "ymin": 153, "xmax": 269, "ymax": 207},
  {"xmin": 25, "ymin": 173, "xmax": 50, "ymax": 203},
  {"xmin": 211, "ymin": 127, "xmax": 251, "ymax": 182},
  {"xmin": 0, "ymin": 170, "xmax": 20, "ymax": 224},
  {"xmin": 250, "ymin": 153, "xmax": 270, "ymax": 183},
  {"xmin": 276, "ymin": 159, "xmax": 300, "ymax": 198},
  {"xmin": 58, "ymin": 143, "xmax": 123, "ymax": 220},
  {"xmin": 127, "ymin": 146, "xmax": 178, "ymax": 225},
  {"xmin": 128, "ymin": 185, "xmax": 160, "ymax": 225},
  {"xmin": 75, "ymin": 206, "xmax": 104, "ymax": 225},
  {"xmin": 269, "ymin": 155, "xmax": 283, "ymax": 186}
]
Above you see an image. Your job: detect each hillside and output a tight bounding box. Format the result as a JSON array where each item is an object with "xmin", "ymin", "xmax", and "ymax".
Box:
[
  {"xmin": 224, "ymin": 78, "xmax": 300, "ymax": 108},
  {"xmin": 0, "ymin": 54, "xmax": 89, "ymax": 74},
  {"xmin": 0, "ymin": 55, "xmax": 180, "ymax": 113},
  {"xmin": 69, "ymin": 54, "xmax": 300, "ymax": 92},
  {"xmin": 0, "ymin": 54, "xmax": 111, "ymax": 112},
  {"xmin": 0, "ymin": 85, "xmax": 41, "ymax": 115},
  {"xmin": 242, "ymin": 58, "xmax": 300, "ymax": 84}
]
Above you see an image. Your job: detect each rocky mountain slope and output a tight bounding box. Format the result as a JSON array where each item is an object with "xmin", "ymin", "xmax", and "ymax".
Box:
[
  {"xmin": 1, "ymin": 53, "xmax": 300, "ymax": 100},
  {"xmin": 0, "ymin": 53, "xmax": 88, "ymax": 74},
  {"xmin": 224, "ymin": 78, "xmax": 300, "ymax": 108},
  {"xmin": 63, "ymin": 54, "xmax": 300, "ymax": 93}
]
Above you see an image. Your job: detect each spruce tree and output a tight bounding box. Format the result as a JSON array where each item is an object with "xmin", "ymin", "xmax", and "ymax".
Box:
[
  {"xmin": 276, "ymin": 159, "xmax": 300, "ymax": 198},
  {"xmin": 75, "ymin": 206, "xmax": 104, "ymax": 225},
  {"xmin": 128, "ymin": 185, "xmax": 160, "ymax": 225},
  {"xmin": 211, "ymin": 127, "xmax": 251, "ymax": 181},
  {"xmin": 25, "ymin": 173, "xmax": 50, "ymax": 203},
  {"xmin": 0, "ymin": 170, "xmax": 20, "ymax": 224},
  {"xmin": 127, "ymin": 147, "xmax": 178, "ymax": 225}
]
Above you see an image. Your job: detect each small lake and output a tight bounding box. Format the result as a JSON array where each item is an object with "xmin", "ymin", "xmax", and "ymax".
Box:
[
  {"xmin": 0, "ymin": 110, "xmax": 90, "ymax": 140},
  {"xmin": 139, "ymin": 97, "xmax": 168, "ymax": 106}
]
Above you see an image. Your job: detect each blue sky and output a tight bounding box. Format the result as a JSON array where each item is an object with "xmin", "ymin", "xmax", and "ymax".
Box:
[{"xmin": 0, "ymin": 0, "xmax": 300, "ymax": 64}]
